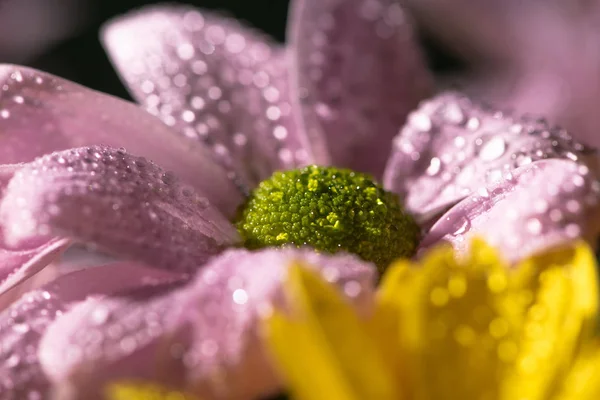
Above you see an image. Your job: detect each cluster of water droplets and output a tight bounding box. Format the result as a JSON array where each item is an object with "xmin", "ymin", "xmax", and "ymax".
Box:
[
  {"xmin": 105, "ymin": 6, "xmax": 313, "ymax": 191},
  {"xmin": 0, "ymin": 145, "xmax": 240, "ymax": 274},
  {"xmin": 385, "ymin": 91, "xmax": 596, "ymax": 221},
  {"xmin": 389, "ymin": 92, "xmax": 600, "ymax": 260},
  {"xmin": 293, "ymin": 0, "xmax": 431, "ymax": 175}
]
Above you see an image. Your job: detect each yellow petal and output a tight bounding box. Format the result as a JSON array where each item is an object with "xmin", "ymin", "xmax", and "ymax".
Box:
[
  {"xmin": 500, "ymin": 242, "xmax": 600, "ymax": 400},
  {"xmin": 378, "ymin": 239, "xmax": 599, "ymax": 400},
  {"xmin": 551, "ymin": 341, "xmax": 600, "ymax": 400},
  {"xmin": 264, "ymin": 263, "xmax": 400, "ymax": 400},
  {"xmin": 104, "ymin": 381, "xmax": 199, "ymax": 400}
]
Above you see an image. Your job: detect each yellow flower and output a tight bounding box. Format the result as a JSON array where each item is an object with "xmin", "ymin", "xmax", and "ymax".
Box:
[
  {"xmin": 104, "ymin": 381, "xmax": 199, "ymax": 400},
  {"xmin": 264, "ymin": 239, "xmax": 600, "ymax": 400}
]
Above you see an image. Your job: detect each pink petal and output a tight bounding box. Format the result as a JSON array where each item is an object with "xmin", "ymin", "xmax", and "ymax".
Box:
[
  {"xmin": 0, "ymin": 164, "xmax": 72, "ymax": 301},
  {"xmin": 101, "ymin": 5, "xmax": 326, "ymax": 190},
  {"xmin": 0, "ymin": 262, "xmax": 184, "ymax": 398},
  {"xmin": 384, "ymin": 92, "xmax": 595, "ymax": 225},
  {"xmin": 289, "ymin": 0, "xmax": 432, "ymax": 178},
  {"xmin": 0, "ymin": 65, "xmax": 244, "ymax": 217},
  {"xmin": 411, "ymin": 0, "xmax": 600, "ymax": 151},
  {"xmin": 39, "ymin": 247, "xmax": 377, "ymax": 399},
  {"xmin": 0, "ymin": 237, "xmax": 70, "ymax": 300},
  {"xmin": 0, "ymin": 146, "xmax": 240, "ymax": 273},
  {"xmin": 420, "ymin": 159, "xmax": 600, "ymax": 263}
]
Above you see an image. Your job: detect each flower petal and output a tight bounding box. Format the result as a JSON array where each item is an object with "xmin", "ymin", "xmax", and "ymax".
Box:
[
  {"xmin": 379, "ymin": 239, "xmax": 599, "ymax": 400},
  {"xmin": 265, "ymin": 265, "xmax": 399, "ymax": 400},
  {"xmin": 105, "ymin": 381, "xmax": 199, "ymax": 400},
  {"xmin": 0, "ymin": 65, "xmax": 244, "ymax": 217},
  {"xmin": 288, "ymin": 0, "xmax": 432, "ymax": 177},
  {"xmin": 0, "ymin": 146, "xmax": 241, "ymax": 273},
  {"xmin": 421, "ymin": 159, "xmax": 600, "ymax": 263},
  {"xmin": 0, "ymin": 237, "xmax": 70, "ymax": 301},
  {"xmin": 0, "ymin": 262, "xmax": 184, "ymax": 398},
  {"xmin": 39, "ymin": 247, "xmax": 376, "ymax": 400},
  {"xmin": 101, "ymin": 5, "xmax": 326, "ymax": 189},
  {"xmin": 0, "ymin": 163, "xmax": 72, "ymax": 301},
  {"xmin": 384, "ymin": 92, "xmax": 595, "ymax": 224}
]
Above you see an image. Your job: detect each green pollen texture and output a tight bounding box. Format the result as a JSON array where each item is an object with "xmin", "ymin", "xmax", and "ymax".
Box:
[{"xmin": 235, "ymin": 165, "xmax": 420, "ymax": 272}]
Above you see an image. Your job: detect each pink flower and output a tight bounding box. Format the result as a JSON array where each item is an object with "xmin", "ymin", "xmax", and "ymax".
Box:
[{"xmin": 0, "ymin": 1, "xmax": 598, "ymax": 399}]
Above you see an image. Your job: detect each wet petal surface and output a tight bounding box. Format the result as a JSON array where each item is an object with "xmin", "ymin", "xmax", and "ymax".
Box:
[
  {"xmin": 0, "ymin": 262, "xmax": 183, "ymax": 399},
  {"xmin": 39, "ymin": 247, "xmax": 376, "ymax": 400},
  {"xmin": 0, "ymin": 65, "xmax": 244, "ymax": 217},
  {"xmin": 289, "ymin": 0, "xmax": 431, "ymax": 178},
  {"xmin": 0, "ymin": 237, "xmax": 70, "ymax": 301},
  {"xmin": 421, "ymin": 159, "xmax": 600, "ymax": 263},
  {"xmin": 102, "ymin": 5, "xmax": 325, "ymax": 190},
  {"xmin": 384, "ymin": 92, "xmax": 595, "ymax": 224},
  {"xmin": 0, "ymin": 146, "xmax": 240, "ymax": 273}
]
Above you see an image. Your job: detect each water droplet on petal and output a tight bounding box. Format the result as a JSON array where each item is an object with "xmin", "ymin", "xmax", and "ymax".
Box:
[
  {"xmin": 478, "ymin": 136, "xmax": 506, "ymax": 161},
  {"xmin": 526, "ymin": 218, "xmax": 542, "ymax": 235},
  {"xmin": 452, "ymin": 217, "xmax": 471, "ymax": 236},
  {"xmin": 426, "ymin": 157, "xmax": 441, "ymax": 176},
  {"xmin": 232, "ymin": 288, "xmax": 248, "ymax": 305}
]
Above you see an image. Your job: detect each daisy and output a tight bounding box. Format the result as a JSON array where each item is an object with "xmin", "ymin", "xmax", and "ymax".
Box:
[{"xmin": 0, "ymin": 0, "xmax": 597, "ymax": 399}]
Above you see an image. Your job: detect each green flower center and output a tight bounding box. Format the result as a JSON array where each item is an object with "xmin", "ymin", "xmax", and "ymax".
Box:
[{"xmin": 235, "ymin": 165, "xmax": 420, "ymax": 272}]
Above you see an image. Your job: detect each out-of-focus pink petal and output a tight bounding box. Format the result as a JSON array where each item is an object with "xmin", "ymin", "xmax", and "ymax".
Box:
[
  {"xmin": 409, "ymin": 0, "xmax": 600, "ymax": 151},
  {"xmin": 39, "ymin": 247, "xmax": 377, "ymax": 400},
  {"xmin": 0, "ymin": 262, "xmax": 184, "ymax": 398},
  {"xmin": 101, "ymin": 6, "xmax": 326, "ymax": 190},
  {"xmin": 420, "ymin": 159, "xmax": 600, "ymax": 263},
  {"xmin": 288, "ymin": 0, "xmax": 432, "ymax": 178},
  {"xmin": 405, "ymin": 0, "xmax": 524, "ymax": 64},
  {"xmin": 384, "ymin": 92, "xmax": 595, "ymax": 225},
  {"xmin": 0, "ymin": 146, "xmax": 240, "ymax": 273},
  {"xmin": 0, "ymin": 65, "xmax": 244, "ymax": 217}
]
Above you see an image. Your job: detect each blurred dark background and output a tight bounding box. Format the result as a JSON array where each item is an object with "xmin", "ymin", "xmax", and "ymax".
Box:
[{"xmin": 0, "ymin": 0, "xmax": 461, "ymax": 101}]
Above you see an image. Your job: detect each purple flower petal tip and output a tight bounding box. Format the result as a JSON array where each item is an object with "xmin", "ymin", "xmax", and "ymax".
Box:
[
  {"xmin": 38, "ymin": 247, "xmax": 377, "ymax": 399},
  {"xmin": 0, "ymin": 262, "xmax": 185, "ymax": 398},
  {"xmin": 289, "ymin": 0, "xmax": 432, "ymax": 177},
  {"xmin": 384, "ymin": 92, "xmax": 596, "ymax": 225},
  {"xmin": 0, "ymin": 64, "xmax": 245, "ymax": 217},
  {"xmin": 0, "ymin": 146, "xmax": 240, "ymax": 273},
  {"xmin": 101, "ymin": 5, "xmax": 326, "ymax": 189},
  {"xmin": 420, "ymin": 159, "xmax": 600, "ymax": 263}
]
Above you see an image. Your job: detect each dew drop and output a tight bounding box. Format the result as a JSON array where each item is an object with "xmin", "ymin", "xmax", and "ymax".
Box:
[
  {"xmin": 443, "ymin": 103, "xmax": 465, "ymax": 124},
  {"xmin": 408, "ymin": 112, "xmax": 432, "ymax": 131},
  {"xmin": 232, "ymin": 289, "xmax": 248, "ymax": 305},
  {"xmin": 343, "ymin": 281, "xmax": 362, "ymax": 298},
  {"xmin": 452, "ymin": 217, "xmax": 471, "ymax": 236},
  {"xmin": 466, "ymin": 117, "xmax": 480, "ymax": 130},
  {"xmin": 526, "ymin": 218, "xmax": 542, "ymax": 235},
  {"xmin": 426, "ymin": 157, "xmax": 441, "ymax": 176},
  {"xmin": 478, "ymin": 136, "xmax": 506, "ymax": 161},
  {"xmin": 91, "ymin": 307, "xmax": 110, "ymax": 325}
]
